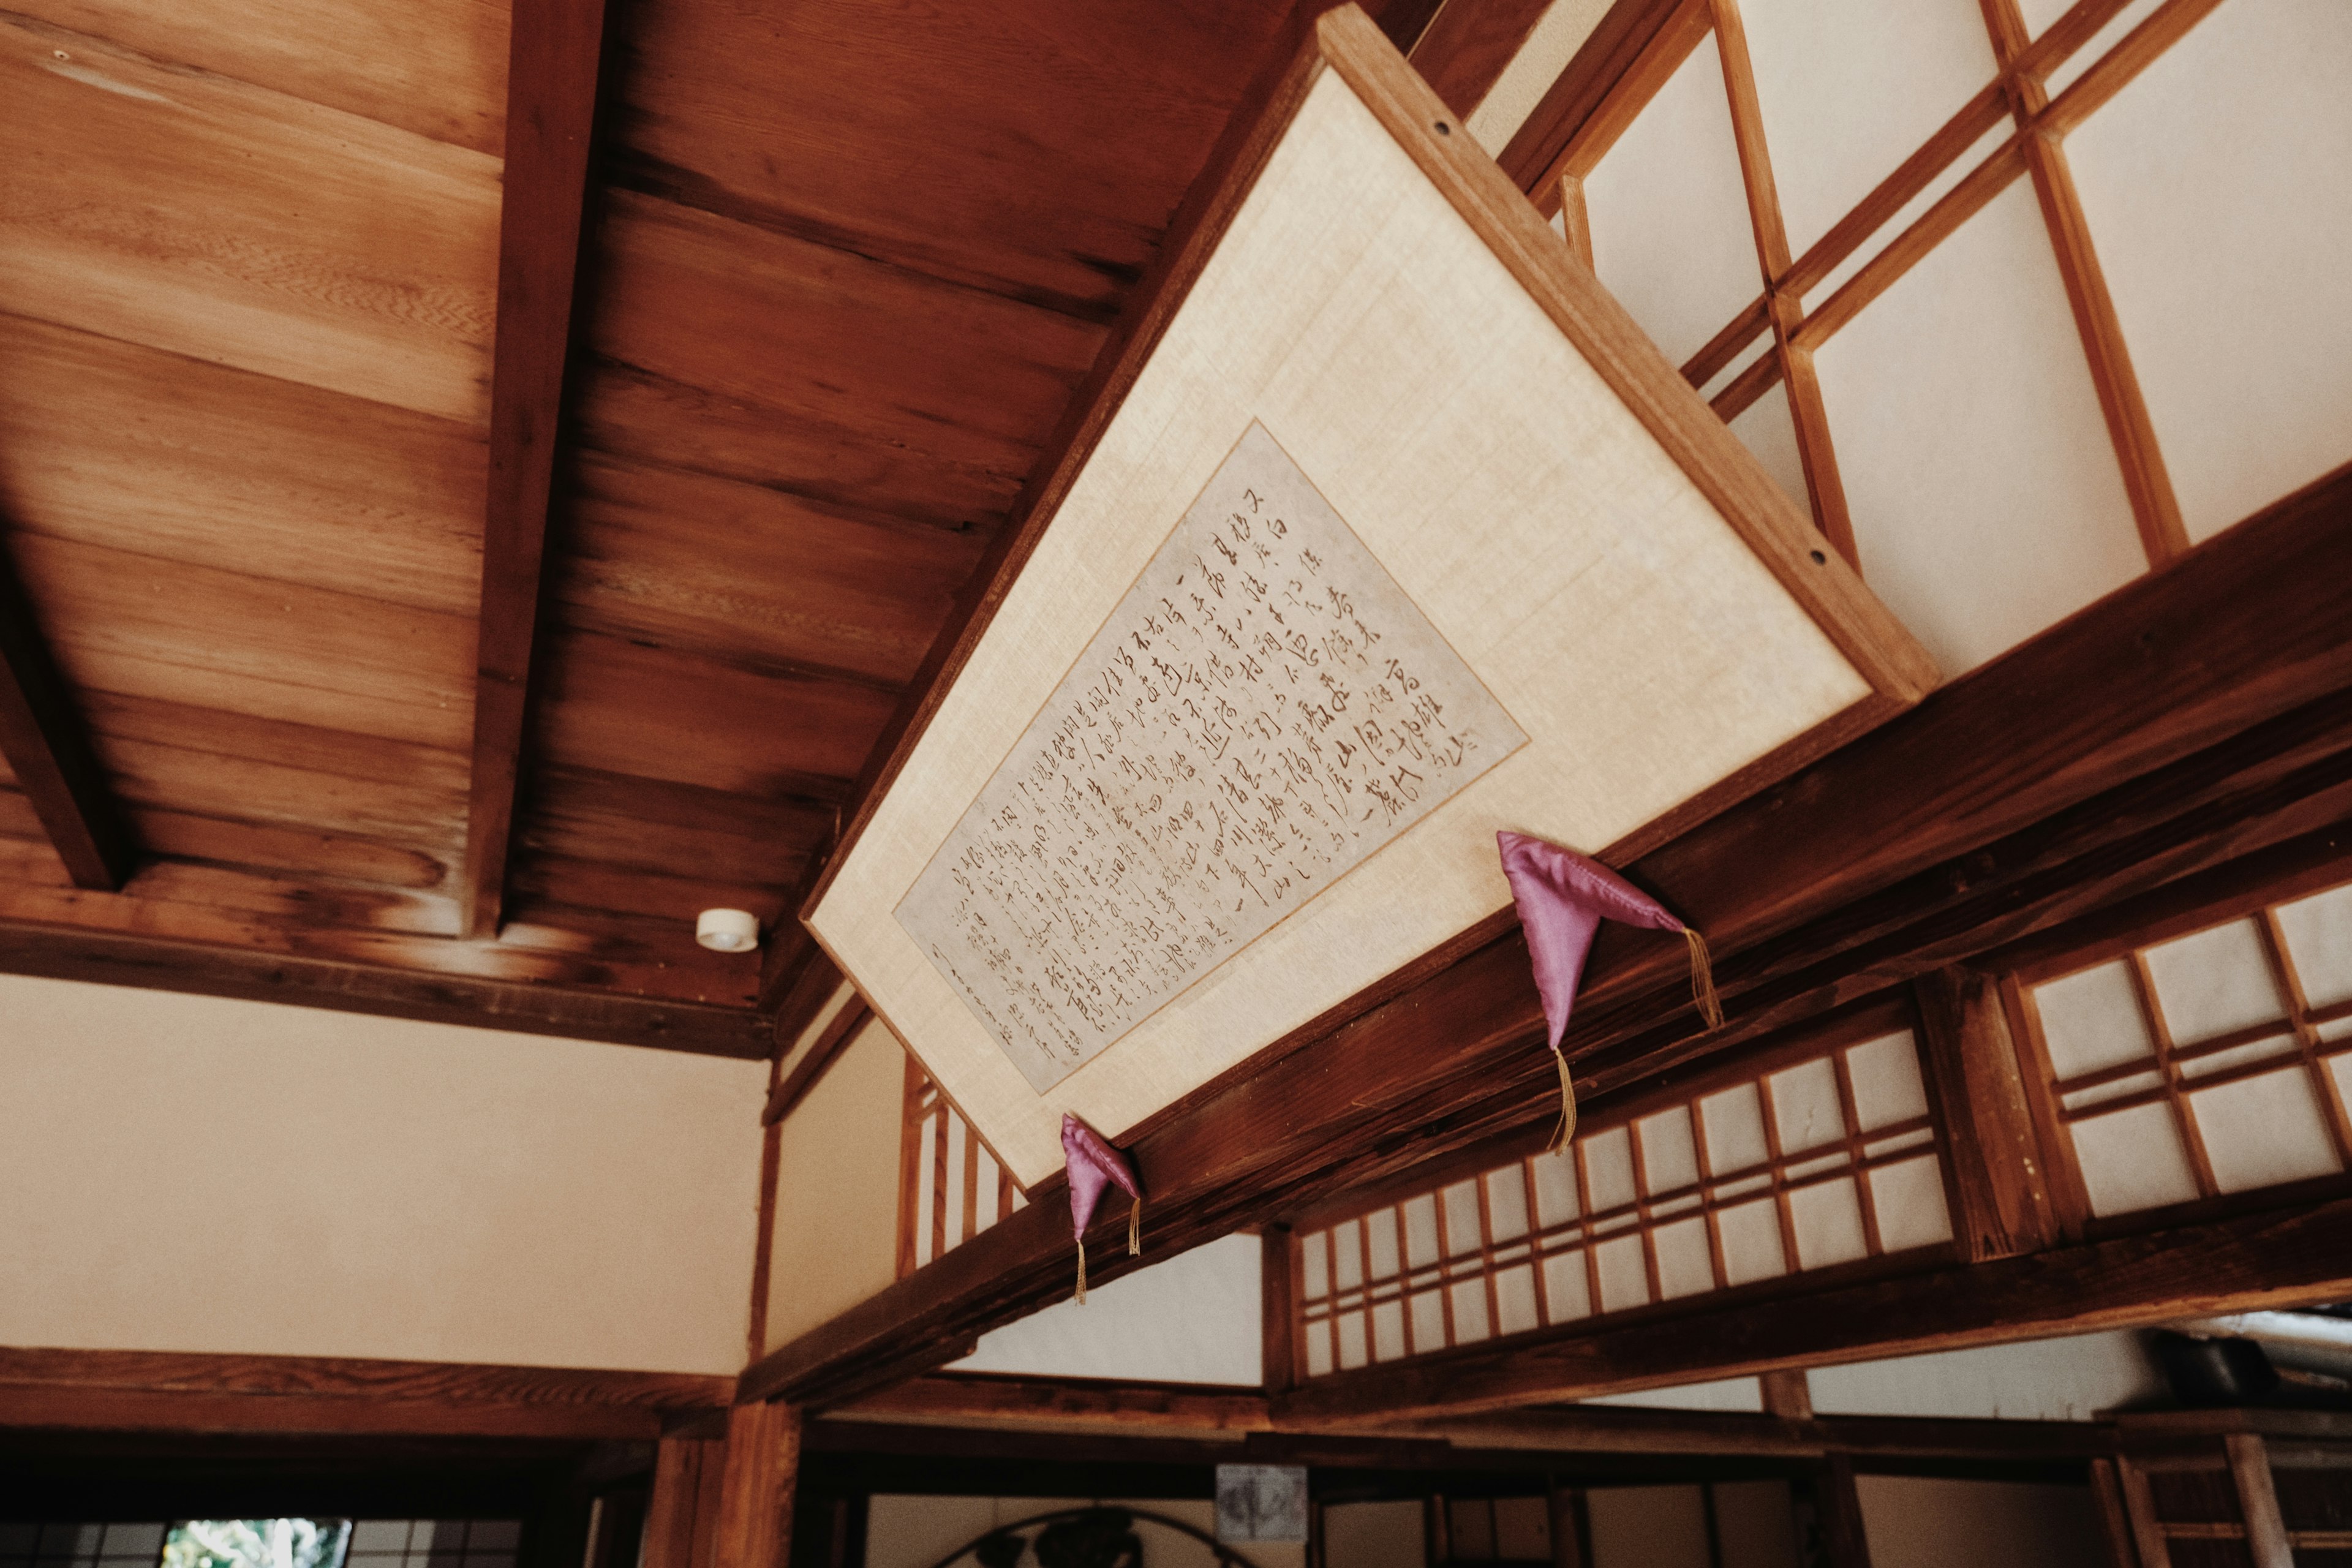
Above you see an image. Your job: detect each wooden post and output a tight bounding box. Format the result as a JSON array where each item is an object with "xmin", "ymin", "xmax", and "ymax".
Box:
[
  {"xmin": 1758, "ymin": 1368, "xmax": 1812, "ymax": 1421},
  {"xmin": 1547, "ymin": 1487, "xmax": 1588, "ymax": 1568},
  {"xmin": 644, "ymin": 1437, "xmax": 727, "ymax": 1568},
  {"xmin": 2089, "ymin": 1458, "xmax": 2143, "ymax": 1568},
  {"xmin": 1912, "ymin": 968, "xmax": 2061, "ymax": 1261},
  {"xmin": 1812, "ymin": 1457, "xmax": 1872, "ymax": 1568},
  {"xmin": 2225, "ymin": 1433, "xmax": 2293, "ymax": 1568},
  {"xmin": 1263, "ymin": 1226, "xmax": 1298, "ymax": 1393},
  {"xmin": 715, "ymin": 1400, "xmax": 804, "ymax": 1568},
  {"xmin": 2114, "ymin": 1458, "xmax": 2171, "ymax": 1568}
]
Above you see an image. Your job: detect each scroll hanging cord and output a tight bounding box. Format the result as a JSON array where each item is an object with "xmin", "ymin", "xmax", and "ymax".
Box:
[
  {"xmin": 1548, "ymin": 1049, "xmax": 1577, "ymax": 1154},
  {"xmin": 1076, "ymin": 1235, "xmax": 1088, "ymax": 1305},
  {"xmin": 1129, "ymin": 1196, "xmax": 1142, "ymax": 1256},
  {"xmin": 1685, "ymin": 926, "xmax": 1724, "ymax": 1029}
]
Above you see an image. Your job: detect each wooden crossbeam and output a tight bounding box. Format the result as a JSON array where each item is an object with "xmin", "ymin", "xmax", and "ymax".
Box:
[
  {"xmin": 459, "ymin": 0, "xmax": 610, "ymax": 939},
  {"xmin": 821, "ymin": 1374, "xmax": 2114, "ymax": 1463},
  {"xmin": 1274, "ymin": 1193, "xmax": 2352, "ymax": 1424},
  {"xmin": 0, "ymin": 1346, "xmax": 728, "ymax": 1439},
  {"xmin": 0, "ymin": 543, "xmax": 135, "ymax": 889},
  {"xmin": 0, "ymin": 919, "xmax": 769, "ymax": 1057},
  {"xmin": 737, "ymin": 464, "xmax": 2352, "ymax": 1413}
]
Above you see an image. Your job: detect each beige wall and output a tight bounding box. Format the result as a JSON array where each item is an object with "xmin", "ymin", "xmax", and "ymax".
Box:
[
  {"xmin": 1856, "ymin": 1477, "xmax": 2102, "ymax": 1568},
  {"xmin": 0, "ymin": 973, "xmax": 765, "ymax": 1373},
  {"xmin": 764, "ymin": 1014, "xmax": 905, "ymax": 1351}
]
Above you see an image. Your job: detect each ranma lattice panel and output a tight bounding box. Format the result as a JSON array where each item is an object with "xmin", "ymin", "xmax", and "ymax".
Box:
[{"xmin": 1292, "ymin": 1022, "xmax": 1955, "ymax": 1376}]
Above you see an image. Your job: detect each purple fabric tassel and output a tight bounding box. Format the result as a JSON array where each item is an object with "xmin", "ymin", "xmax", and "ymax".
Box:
[
  {"xmin": 1498, "ymin": 830, "xmax": 1719, "ymax": 1149},
  {"xmin": 1063, "ymin": 1113, "xmax": 1144, "ymax": 1303}
]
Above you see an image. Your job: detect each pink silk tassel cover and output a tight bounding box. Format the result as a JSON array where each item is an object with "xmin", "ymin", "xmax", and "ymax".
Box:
[
  {"xmin": 1497, "ymin": 829, "xmax": 1721, "ymax": 1149},
  {"xmin": 1063, "ymin": 1113, "xmax": 1144, "ymax": 1303}
]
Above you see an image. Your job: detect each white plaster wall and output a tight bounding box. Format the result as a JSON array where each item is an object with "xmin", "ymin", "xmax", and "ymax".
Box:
[
  {"xmin": 766, "ymin": 1015, "xmax": 905, "ymax": 1351},
  {"xmin": 954, "ymin": 1232, "xmax": 1263, "ymax": 1386},
  {"xmin": 0, "ymin": 973, "xmax": 765, "ymax": 1373},
  {"xmin": 1583, "ymin": 1375, "xmax": 1765, "ymax": 1413},
  {"xmin": 1805, "ymin": 1330, "xmax": 2166, "ymax": 1421}
]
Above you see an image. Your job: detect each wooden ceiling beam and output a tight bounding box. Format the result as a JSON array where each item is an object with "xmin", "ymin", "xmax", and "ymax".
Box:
[
  {"xmin": 818, "ymin": 1377, "xmax": 2111, "ymax": 1463},
  {"xmin": 1275, "ymin": 1193, "xmax": 2352, "ymax": 1425},
  {"xmin": 0, "ymin": 544, "xmax": 135, "ymax": 889},
  {"xmin": 459, "ymin": 0, "xmax": 611, "ymax": 939},
  {"xmin": 0, "ymin": 920, "xmax": 769, "ymax": 1058},
  {"xmin": 740, "ymin": 462, "xmax": 2352, "ymax": 1411},
  {"xmin": 0, "ymin": 1346, "xmax": 728, "ymax": 1441}
]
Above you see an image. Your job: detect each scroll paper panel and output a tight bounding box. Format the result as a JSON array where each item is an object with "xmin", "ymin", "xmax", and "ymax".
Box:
[{"xmin": 897, "ymin": 421, "xmax": 1526, "ymax": 1091}]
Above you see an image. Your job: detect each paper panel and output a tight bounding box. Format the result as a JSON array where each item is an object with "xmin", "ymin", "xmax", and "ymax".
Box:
[
  {"xmin": 812, "ymin": 67, "xmax": 1883, "ymax": 1185},
  {"xmin": 898, "ymin": 423, "xmax": 1524, "ymax": 1090}
]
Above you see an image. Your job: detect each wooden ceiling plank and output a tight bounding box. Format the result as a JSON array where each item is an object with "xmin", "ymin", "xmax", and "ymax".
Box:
[
  {"xmin": 606, "ymin": 0, "xmax": 1290, "ymax": 320},
  {"xmin": 14, "ymin": 0, "xmax": 508, "ymax": 154},
  {"xmin": 0, "ymin": 312, "xmax": 489, "ymax": 620},
  {"xmin": 0, "ymin": 919, "xmax": 768, "ymax": 1057},
  {"xmin": 0, "ymin": 13, "xmax": 499, "ymax": 426},
  {"xmin": 1273, "ymin": 1194, "xmax": 2352, "ymax": 1424},
  {"xmin": 0, "ymin": 543, "xmax": 136, "ymax": 889},
  {"xmin": 741, "ymin": 460, "xmax": 2352, "ymax": 1411},
  {"xmin": 460, "ymin": 0, "xmax": 611, "ymax": 940}
]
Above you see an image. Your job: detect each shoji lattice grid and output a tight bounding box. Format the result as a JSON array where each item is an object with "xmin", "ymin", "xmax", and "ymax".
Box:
[
  {"xmin": 900, "ymin": 1060, "xmax": 1025, "ymax": 1276},
  {"xmin": 1292, "ymin": 1025, "xmax": 1954, "ymax": 1378},
  {"xmin": 2019, "ymin": 877, "xmax": 2352, "ymax": 1223},
  {"xmin": 0, "ymin": 1525, "xmax": 167, "ymax": 1568},
  {"xmin": 347, "ymin": 1522, "xmax": 520, "ymax": 1568}
]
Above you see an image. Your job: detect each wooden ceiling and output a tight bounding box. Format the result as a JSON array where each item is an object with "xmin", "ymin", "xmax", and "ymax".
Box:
[{"xmin": 0, "ymin": 0, "xmax": 1466, "ymax": 1052}]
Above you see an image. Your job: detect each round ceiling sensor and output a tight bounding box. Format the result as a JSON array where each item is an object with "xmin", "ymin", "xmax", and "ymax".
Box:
[{"xmin": 696, "ymin": 908, "xmax": 760, "ymax": 953}]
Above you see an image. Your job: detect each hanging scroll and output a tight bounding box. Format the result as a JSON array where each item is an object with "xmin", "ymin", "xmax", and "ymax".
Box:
[
  {"xmin": 805, "ymin": 6, "xmax": 1937, "ymax": 1188},
  {"xmin": 897, "ymin": 422, "xmax": 1526, "ymax": 1091}
]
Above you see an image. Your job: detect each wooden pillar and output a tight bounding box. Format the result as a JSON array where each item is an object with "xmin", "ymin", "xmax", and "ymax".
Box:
[
  {"xmin": 644, "ymin": 1436, "xmax": 728, "ymax": 1568},
  {"xmin": 1812, "ymin": 1456, "xmax": 1872, "ymax": 1568},
  {"xmin": 2226, "ymin": 1433, "xmax": 2294, "ymax": 1568},
  {"xmin": 1759, "ymin": 1368, "xmax": 1812, "ymax": 1421},
  {"xmin": 2089, "ymin": 1458, "xmax": 2143, "ymax": 1568},
  {"xmin": 1912, "ymin": 968, "xmax": 2061, "ymax": 1261},
  {"xmin": 715, "ymin": 1400, "xmax": 804, "ymax": 1568},
  {"xmin": 1262, "ymin": 1225, "xmax": 1297, "ymax": 1393},
  {"xmin": 1547, "ymin": 1486, "xmax": 1589, "ymax": 1568},
  {"xmin": 2114, "ymin": 1457, "xmax": 2171, "ymax": 1568}
]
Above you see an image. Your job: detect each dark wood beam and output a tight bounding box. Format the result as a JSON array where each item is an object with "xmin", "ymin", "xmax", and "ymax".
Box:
[
  {"xmin": 816, "ymin": 1382, "xmax": 2110, "ymax": 1466},
  {"xmin": 0, "ymin": 544, "xmax": 135, "ymax": 889},
  {"xmin": 0, "ymin": 920, "xmax": 769, "ymax": 1057},
  {"xmin": 1494, "ymin": 0, "xmax": 1687, "ymax": 193},
  {"xmin": 0, "ymin": 1346, "xmax": 728, "ymax": 1439},
  {"xmin": 763, "ymin": 997, "xmax": 872, "ymax": 1125},
  {"xmin": 843, "ymin": 1373, "xmax": 1272, "ymax": 1432},
  {"xmin": 1273, "ymin": 1193, "xmax": 2352, "ymax": 1424},
  {"xmin": 1409, "ymin": 0, "xmax": 1559, "ymax": 118},
  {"xmin": 459, "ymin": 0, "xmax": 610, "ymax": 939},
  {"xmin": 739, "ymin": 462, "xmax": 2352, "ymax": 1414}
]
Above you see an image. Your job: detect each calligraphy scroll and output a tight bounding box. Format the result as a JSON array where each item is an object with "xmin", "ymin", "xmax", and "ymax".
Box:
[{"xmin": 897, "ymin": 421, "xmax": 1526, "ymax": 1091}]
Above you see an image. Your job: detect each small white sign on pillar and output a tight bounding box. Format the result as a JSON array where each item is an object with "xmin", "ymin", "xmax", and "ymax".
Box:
[{"xmin": 1216, "ymin": 1463, "xmax": 1310, "ymax": 1544}]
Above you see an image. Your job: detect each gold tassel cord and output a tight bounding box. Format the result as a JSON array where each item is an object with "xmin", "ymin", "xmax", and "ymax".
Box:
[
  {"xmin": 1684, "ymin": 925, "xmax": 1724, "ymax": 1029},
  {"xmin": 1076, "ymin": 1235, "xmax": 1088, "ymax": 1305},
  {"xmin": 1129, "ymin": 1196, "xmax": 1143, "ymax": 1257},
  {"xmin": 1548, "ymin": 1050, "xmax": 1578, "ymax": 1153}
]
